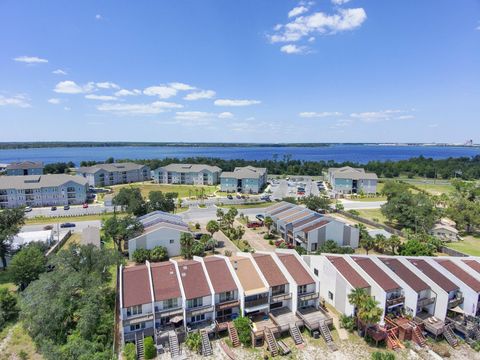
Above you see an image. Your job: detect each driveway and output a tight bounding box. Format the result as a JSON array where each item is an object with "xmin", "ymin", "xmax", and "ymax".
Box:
[{"xmin": 234, "ymin": 220, "xmax": 275, "ymax": 252}]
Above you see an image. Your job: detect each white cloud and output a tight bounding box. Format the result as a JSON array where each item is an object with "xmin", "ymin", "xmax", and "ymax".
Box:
[
  {"xmin": 0, "ymin": 94, "xmax": 30, "ymax": 108},
  {"xmin": 299, "ymin": 111, "xmax": 342, "ymax": 118},
  {"xmin": 95, "ymin": 14, "xmax": 102, "ymax": 20},
  {"xmin": 332, "ymin": 0, "xmax": 352, "ymax": 5},
  {"xmin": 48, "ymin": 98, "xmax": 61, "ymax": 104},
  {"xmin": 13, "ymin": 56, "xmax": 48, "ymax": 64},
  {"xmin": 54, "ymin": 80, "xmax": 94, "ymax": 94},
  {"xmin": 169, "ymin": 82, "xmax": 195, "ymax": 91},
  {"xmin": 97, "ymin": 101, "xmax": 182, "ymax": 115},
  {"xmin": 218, "ymin": 112, "xmax": 234, "ymax": 119},
  {"xmin": 184, "ymin": 90, "xmax": 216, "ymax": 101},
  {"xmin": 214, "ymin": 99, "xmax": 261, "ymax": 107},
  {"xmin": 175, "ymin": 111, "xmax": 213, "ymax": 120},
  {"xmin": 96, "ymin": 82, "xmax": 119, "ymax": 89},
  {"xmin": 143, "ymin": 86, "xmax": 178, "ymax": 99},
  {"xmin": 52, "ymin": 69, "xmax": 67, "ymax": 75},
  {"xmin": 115, "ymin": 89, "xmax": 141, "ymax": 97},
  {"xmin": 85, "ymin": 94, "xmax": 118, "ymax": 101},
  {"xmin": 428, "ymin": 123, "xmax": 438, "ymax": 128},
  {"xmin": 64, "ymin": 106, "xmax": 71, "ymax": 111},
  {"xmin": 288, "ymin": 6, "xmax": 308, "ymax": 18},
  {"xmin": 269, "ymin": 8, "xmax": 367, "ymax": 44},
  {"xmin": 280, "ymin": 44, "xmax": 305, "ymax": 54},
  {"xmin": 350, "ymin": 109, "xmax": 412, "ymax": 123}
]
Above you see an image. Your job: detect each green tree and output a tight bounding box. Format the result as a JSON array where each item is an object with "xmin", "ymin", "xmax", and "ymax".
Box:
[
  {"xmin": 10, "ymin": 244, "xmax": 47, "ymax": 289},
  {"xmin": 0, "ymin": 208, "xmax": 26, "ymax": 269},
  {"xmin": 371, "ymin": 351, "xmax": 395, "ymax": 360},
  {"xmin": 206, "ymin": 220, "xmax": 220, "ymax": 237},
  {"xmin": 185, "ymin": 332, "xmax": 202, "ymax": 353},
  {"xmin": 132, "ymin": 248, "xmax": 150, "ymax": 263},
  {"xmin": 113, "ymin": 187, "xmax": 148, "ymax": 216},
  {"xmin": 264, "ymin": 216, "xmax": 274, "ymax": 235},
  {"xmin": 180, "ymin": 233, "xmax": 195, "ymax": 259},
  {"xmin": 374, "ymin": 234, "xmax": 388, "ymax": 253},
  {"xmin": 233, "ymin": 316, "xmax": 252, "ymax": 346},
  {"xmin": 360, "ymin": 235, "xmax": 376, "ymax": 255},
  {"xmin": 399, "ymin": 237, "xmax": 435, "ymax": 256},
  {"xmin": 0, "ymin": 288, "xmax": 19, "ymax": 330},
  {"xmin": 357, "ymin": 297, "xmax": 383, "ymax": 338},
  {"xmin": 387, "ymin": 234, "xmax": 402, "ymax": 255},
  {"xmin": 148, "ymin": 191, "xmax": 176, "ymax": 213},
  {"xmin": 123, "ymin": 343, "xmax": 136, "ymax": 360},
  {"xmin": 303, "ymin": 195, "xmax": 332, "ymax": 212},
  {"xmin": 103, "ymin": 215, "xmax": 144, "ymax": 252},
  {"xmin": 143, "ymin": 336, "xmax": 156, "ymax": 359},
  {"xmin": 192, "ymin": 241, "xmax": 205, "ymax": 257},
  {"xmin": 150, "ymin": 246, "xmax": 168, "ymax": 262}
]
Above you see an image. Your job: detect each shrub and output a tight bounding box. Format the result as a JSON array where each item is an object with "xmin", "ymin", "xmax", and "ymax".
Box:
[
  {"xmin": 185, "ymin": 332, "xmax": 202, "ymax": 353},
  {"xmin": 224, "ymin": 250, "xmax": 232, "ymax": 257},
  {"xmin": 18, "ymin": 351, "xmax": 28, "ymax": 360},
  {"xmin": 348, "ymin": 210, "xmax": 360, "ymax": 216},
  {"xmin": 339, "ymin": 314, "xmax": 355, "ymax": 332},
  {"xmin": 233, "ymin": 316, "xmax": 252, "ymax": 346},
  {"xmin": 371, "ymin": 351, "xmax": 395, "ymax": 360},
  {"xmin": 269, "ymin": 240, "xmax": 274, "ymax": 245},
  {"xmin": 123, "ymin": 343, "xmax": 136, "ymax": 360},
  {"xmin": 149, "ymin": 246, "xmax": 168, "ymax": 262},
  {"xmin": 132, "ymin": 248, "xmax": 150, "ymax": 263},
  {"xmin": 472, "ymin": 341, "xmax": 480, "ymax": 352},
  {"xmin": 195, "ymin": 223, "xmax": 201, "ymax": 230},
  {"xmin": 0, "ymin": 288, "xmax": 19, "ymax": 330},
  {"xmin": 144, "ymin": 336, "xmax": 156, "ymax": 359},
  {"xmin": 263, "ymin": 233, "xmax": 275, "ymax": 240}
]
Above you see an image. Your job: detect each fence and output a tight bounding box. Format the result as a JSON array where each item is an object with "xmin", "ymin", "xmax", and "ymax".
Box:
[
  {"xmin": 336, "ymin": 210, "xmax": 405, "ymax": 237},
  {"xmin": 440, "ymin": 246, "xmax": 468, "ymax": 257},
  {"xmin": 45, "ymin": 230, "xmax": 72, "ymax": 256}
]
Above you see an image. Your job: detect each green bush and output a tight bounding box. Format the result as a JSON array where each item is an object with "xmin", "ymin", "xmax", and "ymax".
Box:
[
  {"xmin": 0, "ymin": 288, "xmax": 19, "ymax": 330},
  {"xmin": 268, "ymin": 240, "xmax": 274, "ymax": 245},
  {"xmin": 132, "ymin": 248, "xmax": 150, "ymax": 263},
  {"xmin": 339, "ymin": 314, "xmax": 355, "ymax": 332},
  {"xmin": 185, "ymin": 332, "xmax": 202, "ymax": 353},
  {"xmin": 233, "ymin": 316, "xmax": 252, "ymax": 347},
  {"xmin": 123, "ymin": 343, "xmax": 136, "ymax": 360},
  {"xmin": 195, "ymin": 223, "xmax": 201, "ymax": 229},
  {"xmin": 144, "ymin": 336, "xmax": 156, "ymax": 359},
  {"xmin": 150, "ymin": 246, "xmax": 168, "ymax": 262},
  {"xmin": 224, "ymin": 250, "xmax": 232, "ymax": 257},
  {"xmin": 371, "ymin": 351, "xmax": 395, "ymax": 360}
]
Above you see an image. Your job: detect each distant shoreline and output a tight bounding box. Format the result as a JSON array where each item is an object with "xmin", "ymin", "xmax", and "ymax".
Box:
[{"xmin": 0, "ymin": 142, "xmax": 478, "ymax": 150}]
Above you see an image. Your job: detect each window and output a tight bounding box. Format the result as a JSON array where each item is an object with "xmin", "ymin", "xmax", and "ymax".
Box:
[
  {"xmin": 314, "ymin": 268, "xmax": 319, "ymax": 276},
  {"xmin": 187, "ymin": 297, "xmax": 203, "ymax": 308},
  {"xmin": 220, "ymin": 291, "xmax": 234, "ymax": 302},
  {"xmin": 170, "ymin": 239, "xmax": 175, "ymax": 244},
  {"xmin": 311, "ymin": 243, "xmax": 317, "ymax": 251},
  {"xmin": 190, "ymin": 314, "xmax": 205, "ymax": 323},
  {"xmin": 129, "ymin": 322, "xmax": 146, "ymax": 331},
  {"xmin": 298, "ymin": 285, "xmax": 307, "ymax": 294},
  {"xmin": 328, "ymin": 291, "xmax": 333, "ymax": 301},
  {"xmin": 163, "ymin": 298, "xmax": 178, "ymax": 309},
  {"xmin": 127, "ymin": 305, "xmax": 142, "ymax": 316}
]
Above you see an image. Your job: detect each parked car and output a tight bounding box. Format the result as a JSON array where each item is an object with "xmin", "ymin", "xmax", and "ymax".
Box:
[
  {"xmin": 24, "ymin": 206, "xmax": 32, "ymax": 212},
  {"xmin": 247, "ymin": 221, "xmax": 263, "ymax": 228},
  {"xmin": 241, "ymin": 195, "xmax": 246, "ymax": 199},
  {"xmin": 260, "ymin": 195, "xmax": 270, "ymax": 201},
  {"xmin": 193, "ymin": 233, "xmax": 205, "ymax": 240},
  {"xmin": 63, "ymin": 205, "xmax": 70, "ymax": 210},
  {"xmin": 43, "ymin": 225, "xmax": 53, "ymax": 230},
  {"xmin": 227, "ymin": 194, "xmax": 233, "ymax": 200},
  {"xmin": 82, "ymin": 203, "xmax": 89, "ymax": 208},
  {"xmin": 236, "ymin": 195, "xmax": 241, "ymax": 199},
  {"xmin": 60, "ymin": 223, "xmax": 76, "ymax": 228},
  {"xmin": 256, "ymin": 214, "xmax": 265, "ymax": 221},
  {"xmin": 51, "ymin": 206, "xmax": 57, "ymax": 211}
]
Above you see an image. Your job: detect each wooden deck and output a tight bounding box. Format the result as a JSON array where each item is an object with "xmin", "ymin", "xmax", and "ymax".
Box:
[
  {"xmin": 296, "ymin": 306, "xmax": 333, "ymax": 331},
  {"xmin": 270, "ymin": 307, "xmax": 304, "ymax": 332},
  {"xmin": 415, "ymin": 312, "xmax": 444, "ymax": 336}
]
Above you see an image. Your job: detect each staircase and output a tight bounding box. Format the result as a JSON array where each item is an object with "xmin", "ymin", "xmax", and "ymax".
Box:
[
  {"xmin": 289, "ymin": 324, "xmax": 304, "ymax": 345},
  {"xmin": 443, "ymin": 325, "xmax": 459, "ymax": 348},
  {"xmin": 319, "ymin": 321, "xmax": 337, "ymax": 351},
  {"xmin": 136, "ymin": 336, "xmax": 145, "ymax": 360},
  {"xmin": 264, "ymin": 327, "xmax": 279, "ymax": 357},
  {"xmin": 386, "ymin": 329, "xmax": 403, "ymax": 350},
  {"xmin": 169, "ymin": 331, "xmax": 180, "ymax": 358},
  {"xmin": 412, "ymin": 325, "xmax": 426, "ymax": 347},
  {"xmin": 200, "ymin": 329, "xmax": 213, "ymax": 356},
  {"xmin": 227, "ymin": 322, "xmax": 240, "ymax": 347}
]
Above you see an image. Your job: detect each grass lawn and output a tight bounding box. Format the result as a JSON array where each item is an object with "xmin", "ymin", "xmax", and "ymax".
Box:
[
  {"xmin": 355, "ymin": 208, "xmax": 389, "ymax": 225},
  {"xmin": 446, "ymin": 235, "xmax": 480, "ymax": 256},
  {"xmin": 25, "ymin": 212, "xmax": 119, "ymax": 225},
  {"xmin": 0, "ymin": 268, "xmax": 15, "ymax": 292},
  {"xmin": 0, "ymin": 323, "xmax": 44, "ymax": 360},
  {"xmin": 111, "ymin": 182, "xmax": 217, "ymax": 199},
  {"xmin": 62, "ymin": 232, "xmax": 82, "ymax": 248},
  {"xmin": 220, "ymin": 202, "xmax": 274, "ymax": 209}
]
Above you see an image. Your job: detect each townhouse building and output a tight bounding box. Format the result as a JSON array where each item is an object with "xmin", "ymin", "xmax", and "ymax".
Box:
[
  {"xmin": 76, "ymin": 162, "xmax": 150, "ymax": 187},
  {"xmin": 220, "ymin": 166, "xmax": 267, "ymax": 194},
  {"xmin": 6, "ymin": 161, "xmax": 44, "ymax": 176},
  {"xmin": 152, "ymin": 163, "xmax": 222, "ymax": 185},
  {"xmin": 0, "ymin": 174, "xmax": 88, "ymax": 208},
  {"xmin": 327, "ymin": 166, "xmax": 378, "ymax": 195}
]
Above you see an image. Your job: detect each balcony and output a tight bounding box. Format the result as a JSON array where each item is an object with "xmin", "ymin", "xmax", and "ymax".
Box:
[
  {"xmin": 185, "ymin": 304, "xmax": 214, "ymax": 317},
  {"xmin": 417, "ymin": 297, "xmax": 436, "ymax": 307},
  {"xmin": 271, "ymin": 292, "xmax": 292, "ymax": 303},
  {"xmin": 295, "ymin": 236, "xmax": 306, "ymax": 244},
  {"xmin": 155, "ymin": 306, "xmax": 183, "ymax": 318},
  {"xmin": 298, "ymin": 292, "xmax": 319, "ymax": 301},
  {"xmin": 386, "ymin": 295, "xmax": 405, "ymax": 307},
  {"xmin": 448, "ymin": 295, "xmax": 464, "ymax": 309},
  {"xmin": 216, "ymin": 299, "xmax": 240, "ymax": 311},
  {"xmin": 122, "ymin": 312, "xmax": 154, "ymax": 326},
  {"xmin": 244, "ymin": 297, "xmax": 269, "ymax": 308}
]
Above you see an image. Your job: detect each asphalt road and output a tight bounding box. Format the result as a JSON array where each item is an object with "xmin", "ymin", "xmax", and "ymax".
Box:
[
  {"xmin": 181, "ymin": 206, "xmax": 266, "ymax": 224},
  {"xmin": 339, "ymin": 199, "xmax": 386, "ymax": 210},
  {"xmin": 22, "ymin": 220, "xmax": 102, "ymax": 232},
  {"xmin": 25, "ymin": 204, "xmax": 115, "ymax": 218}
]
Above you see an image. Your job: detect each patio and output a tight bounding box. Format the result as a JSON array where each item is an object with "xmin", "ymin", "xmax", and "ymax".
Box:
[
  {"xmin": 270, "ymin": 307, "xmax": 304, "ymax": 332},
  {"xmin": 296, "ymin": 306, "xmax": 333, "ymax": 331}
]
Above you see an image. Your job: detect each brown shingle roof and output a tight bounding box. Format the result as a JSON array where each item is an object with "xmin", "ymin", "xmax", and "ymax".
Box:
[
  {"xmin": 300, "ymin": 220, "xmax": 330, "ymax": 233},
  {"xmin": 229, "ymin": 256, "xmax": 267, "ymax": 294},
  {"xmin": 327, "ymin": 256, "xmax": 370, "ymax": 289},
  {"xmin": 281, "ymin": 210, "xmax": 312, "ymax": 224},
  {"xmin": 252, "ymin": 253, "xmax": 288, "ymax": 287},
  {"xmin": 462, "ymin": 259, "xmax": 480, "ymax": 274},
  {"xmin": 291, "ymin": 214, "xmax": 322, "ymax": 230},
  {"xmin": 265, "ymin": 202, "xmax": 292, "ymax": 213},
  {"xmin": 277, "ymin": 208, "xmax": 304, "ymax": 220},
  {"xmin": 151, "ymin": 262, "xmax": 181, "ymax": 301},
  {"xmin": 177, "ymin": 260, "xmax": 211, "ymax": 299},
  {"xmin": 351, "ymin": 257, "xmax": 400, "ymax": 292},
  {"xmin": 273, "ymin": 208, "xmax": 301, "ymax": 219},
  {"xmin": 204, "ymin": 257, "xmax": 237, "ymax": 294},
  {"xmin": 408, "ymin": 258, "xmax": 459, "ymax": 293},
  {"xmin": 277, "ymin": 253, "xmax": 314, "ymax": 286},
  {"xmin": 435, "ymin": 259, "xmax": 480, "ymax": 292},
  {"xmin": 122, "ymin": 265, "xmax": 151, "ymax": 308},
  {"xmin": 379, "ymin": 258, "xmax": 429, "ymax": 293}
]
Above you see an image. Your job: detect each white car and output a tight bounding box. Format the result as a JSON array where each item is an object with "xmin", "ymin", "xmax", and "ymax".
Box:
[{"xmin": 24, "ymin": 206, "xmax": 33, "ymax": 212}]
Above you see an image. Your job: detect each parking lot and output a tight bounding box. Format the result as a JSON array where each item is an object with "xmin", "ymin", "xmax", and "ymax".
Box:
[{"xmin": 269, "ymin": 179, "xmax": 327, "ymax": 200}]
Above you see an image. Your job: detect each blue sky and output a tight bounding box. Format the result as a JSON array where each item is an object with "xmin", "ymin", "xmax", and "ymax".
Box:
[{"xmin": 0, "ymin": 0, "xmax": 479, "ymax": 143}]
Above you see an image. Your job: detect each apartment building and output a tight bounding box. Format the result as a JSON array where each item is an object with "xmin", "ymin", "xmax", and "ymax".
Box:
[
  {"xmin": 5, "ymin": 161, "xmax": 44, "ymax": 176},
  {"xmin": 327, "ymin": 166, "xmax": 378, "ymax": 195},
  {"xmin": 128, "ymin": 211, "xmax": 191, "ymax": 259},
  {"xmin": 152, "ymin": 163, "xmax": 222, "ymax": 185},
  {"xmin": 264, "ymin": 202, "xmax": 359, "ymax": 252},
  {"xmin": 220, "ymin": 166, "xmax": 267, "ymax": 194},
  {"xmin": 0, "ymin": 174, "xmax": 88, "ymax": 208},
  {"xmin": 76, "ymin": 162, "xmax": 150, "ymax": 187}
]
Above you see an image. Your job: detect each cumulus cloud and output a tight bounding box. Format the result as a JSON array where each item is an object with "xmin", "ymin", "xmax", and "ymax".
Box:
[
  {"xmin": 85, "ymin": 94, "xmax": 117, "ymax": 101},
  {"xmin": 96, "ymin": 82, "xmax": 119, "ymax": 89},
  {"xmin": 115, "ymin": 89, "xmax": 141, "ymax": 97},
  {"xmin": 97, "ymin": 101, "xmax": 182, "ymax": 115},
  {"xmin": 218, "ymin": 112, "xmax": 234, "ymax": 119},
  {"xmin": 174, "ymin": 111, "xmax": 213, "ymax": 120},
  {"xmin": 95, "ymin": 14, "xmax": 102, "ymax": 20},
  {"xmin": 214, "ymin": 99, "xmax": 261, "ymax": 107},
  {"xmin": 54, "ymin": 80, "xmax": 94, "ymax": 94},
  {"xmin": 280, "ymin": 44, "xmax": 305, "ymax": 54},
  {"xmin": 48, "ymin": 98, "xmax": 61, "ymax": 104},
  {"xmin": 269, "ymin": 8, "xmax": 367, "ymax": 44},
  {"xmin": 184, "ymin": 90, "xmax": 216, "ymax": 101},
  {"xmin": 143, "ymin": 82, "xmax": 195, "ymax": 99},
  {"xmin": 350, "ymin": 109, "xmax": 413, "ymax": 123},
  {"xmin": 52, "ymin": 69, "xmax": 67, "ymax": 75},
  {"xmin": 0, "ymin": 94, "xmax": 31, "ymax": 108},
  {"xmin": 299, "ymin": 111, "xmax": 342, "ymax": 118},
  {"xmin": 288, "ymin": 6, "xmax": 308, "ymax": 18},
  {"xmin": 13, "ymin": 56, "xmax": 48, "ymax": 64},
  {"xmin": 332, "ymin": 0, "xmax": 352, "ymax": 5},
  {"xmin": 169, "ymin": 82, "xmax": 195, "ymax": 91}
]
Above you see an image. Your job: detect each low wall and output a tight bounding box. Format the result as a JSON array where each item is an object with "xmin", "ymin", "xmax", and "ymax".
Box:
[{"xmin": 46, "ymin": 230, "xmax": 72, "ymax": 256}]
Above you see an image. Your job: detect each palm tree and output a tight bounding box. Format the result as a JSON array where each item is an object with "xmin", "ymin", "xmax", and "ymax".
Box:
[
  {"xmin": 388, "ymin": 235, "xmax": 402, "ymax": 255},
  {"xmin": 347, "ymin": 288, "xmax": 369, "ymax": 329},
  {"xmin": 360, "ymin": 235, "xmax": 375, "ymax": 255},
  {"xmin": 357, "ymin": 297, "xmax": 383, "ymax": 338},
  {"xmin": 206, "ymin": 237, "xmax": 217, "ymax": 255},
  {"xmin": 206, "ymin": 220, "xmax": 220, "ymax": 237},
  {"xmin": 374, "ymin": 234, "xmax": 387, "ymax": 253},
  {"xmin": 180, "ymin": 233, "xmax": 195, "ymax": 259},
  {"xmin": 264, "ymin": 216, "xmax": 273, "ymax": 235}
]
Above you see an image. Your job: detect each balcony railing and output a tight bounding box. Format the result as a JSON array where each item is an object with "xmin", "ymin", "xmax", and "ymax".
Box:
[
  {"xmin": 185, "ymin": 305, "xmax": 214, "ymax": 317},
  {"xmin": 417, "ymin": 297, "xmax": 436, "ymax": 307},
  {"xmin": 216, "ymin": 299, "xmax": 240, "ymax": 311},
  {"xmin": 244, "ymin": 297, "xmax": 269, "ymax": 308},
  {"xmin": 448, "ymin": 295, "xmax": 464, "ymax": 309},
  {"xmin": 155, "ymin": 307, "xmax": 183, "ymax": 318},
  {"xmin": 298, "ymin": 292, "xmax": 319, "ymax": 301},
  {"xmin": 122, "ymin": 312, "xmax": 154, "ymax": 325},
  {"xmin": 386, "ymin": 296, "xmax": 405, "ymax": 307},
  {"xmin": 271, "ymin": 292, "xmax": 292, "ymax": 303}
]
